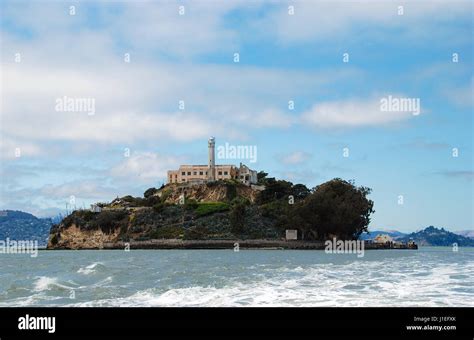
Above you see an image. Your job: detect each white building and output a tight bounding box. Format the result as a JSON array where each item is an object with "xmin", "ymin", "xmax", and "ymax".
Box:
[
  {"xmin": 373, "ymin": 234, "xmax": 393, "ymax": 244},
  {"xmin": 167, "ymin": 137, "xmax": 258, "ymax": 186}
]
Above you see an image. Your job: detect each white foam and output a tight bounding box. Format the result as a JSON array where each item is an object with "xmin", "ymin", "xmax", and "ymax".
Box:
[
  {"xmin": 66, "ymin": 259, "xmax": 474, "ymax": 307},
  {"xmin": 77, "ymin": 262, "xmax": 104, "ymax": 275},
  {"xmin": 33, "ymin": 276, "xmax": 74, "ymax": 292}
]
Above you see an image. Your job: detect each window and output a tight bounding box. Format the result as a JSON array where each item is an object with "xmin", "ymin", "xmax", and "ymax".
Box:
[
  {"xmin": 193, "ymin": 171, "xmax": 197, "ymax": 175},
  {"xmin": 182, "ymin": 172, "xmax": 186, "ymax": 176},
  {"xmin": 187, "ymin": 172, "xmax": 191, "ymax": 176},
  {"xmin": 224, "ymin": 171, "xmax": 228, "ymax": 175},
  {"xmin": 199, "ymin": 171, "xmax": 203, "ymax": 175},
  {"xmin": 182, "ymin": 179, "xmax": 185, "ymax": 182},
  {"xmin": 218, "ymin": 171, "xmax": 222, "ymax": 175},
  {"xmin": 205, "ymin": 171, "xmax": 208, "ymax": 175}
]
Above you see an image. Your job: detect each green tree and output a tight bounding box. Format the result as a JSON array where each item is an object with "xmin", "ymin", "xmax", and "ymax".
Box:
[
  {"xmin": 291, "ymin": 183, "xmax": 311, "ymax": 200},
  {"xmin": 257, "ymin": 171, "xmax": 269, "ymax": 185},
  {"xmin": 143, "ymin": 187, "xmax": 158, "ymax": 198},
  {"xmin": 292, "ymin": 178, "xmax": 374, "ymax": 240},
  {"xmin": 257, "ymin": 179, "xmax": 293, "ymax": 204}
]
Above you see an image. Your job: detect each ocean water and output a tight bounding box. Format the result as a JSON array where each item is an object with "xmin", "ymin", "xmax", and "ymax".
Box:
[{"xmin": 0, "ymin": 247, "xmax": 472, "ymax": 307}]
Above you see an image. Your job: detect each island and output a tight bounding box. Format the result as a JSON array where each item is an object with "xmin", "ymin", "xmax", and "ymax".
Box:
[
  {"xmin": 47, "ymin": 137, "xmax": 418, "ymax": 250},
  {"xmin": 47, "ymin": 175, "xmax": 419, "ymax": 250}
]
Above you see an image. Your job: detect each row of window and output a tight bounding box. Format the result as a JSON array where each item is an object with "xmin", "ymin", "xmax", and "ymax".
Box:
[
  {"xmin": 182, "ymin": 171, "xmax": 207, "ymax": 176},
  {"xmin": 179, "ymin": 171, "xmax": 229, "ymax": 176}
]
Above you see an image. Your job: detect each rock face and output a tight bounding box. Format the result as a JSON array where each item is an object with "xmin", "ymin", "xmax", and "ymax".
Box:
[
  {"xmin": 160, "ymin": 182, "xmax": 258, "ymax": 204},
  {"xmin": 49, "ymin": 224, "xmax": 120, "ymax": 249},
  {"xmin": 47, "ymin": 182, "xmax": 278, "ymax": 249}
]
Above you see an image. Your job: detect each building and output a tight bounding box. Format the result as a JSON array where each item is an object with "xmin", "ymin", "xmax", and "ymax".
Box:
[
  {"xmin": 90, "ymin": 204, "xmax": 102, "ymax": 213},
  {"xmin": 373, "ymin": 234, "xmax": 393, "ymax": 244},
  {"xmin": 167, "ymin": 137, "xmax": 258, "ymax": 185}
]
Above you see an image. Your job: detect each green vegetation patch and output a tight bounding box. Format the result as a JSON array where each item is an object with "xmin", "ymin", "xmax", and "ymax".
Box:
[
  {"xmin": 149, "ymin": 225, "xmax": 185, "ymax": 239},
  {"xmin": 195, "ymin": 202, "xmax": 230, "ymax": 217}
]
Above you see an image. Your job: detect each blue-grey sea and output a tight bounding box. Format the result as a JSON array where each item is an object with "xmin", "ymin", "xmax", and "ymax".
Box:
[{"xmin": 0, "ymin": 247, "xmax": 472, "ymax": 306}]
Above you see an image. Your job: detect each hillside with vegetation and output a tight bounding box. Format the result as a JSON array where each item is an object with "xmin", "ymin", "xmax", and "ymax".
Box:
[
  {"xmin": 398, "ymin": 226, "xmax": 474, "ymax": 247},
  {"xmin": 0, "ymin": 210, "xmax": 52, "ymax": 247},
  {"xmin": 47, "ymin": 174, "xmax": 375, "ymax": 249}
]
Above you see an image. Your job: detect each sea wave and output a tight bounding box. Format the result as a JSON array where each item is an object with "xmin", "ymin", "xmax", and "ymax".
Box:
[
  {"xmin": 66, "ymin": 260, "xmax": 474, "ymax": 307},
  {"xmin": 77, "ymin": 262, "xmax": 106, "ymax": 275},
  {"xmin": 1, "ymin": 249, "xmax": 472, "ymax": 307},
  {"xmin": 33, "ymin": 276, "xmax": 75, "ymax": 292}
]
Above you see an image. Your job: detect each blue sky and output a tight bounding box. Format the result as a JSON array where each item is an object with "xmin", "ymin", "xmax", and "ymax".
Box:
[{"xmin": 0, "ymin": 0, "xmax": 472, "ymax": 232}]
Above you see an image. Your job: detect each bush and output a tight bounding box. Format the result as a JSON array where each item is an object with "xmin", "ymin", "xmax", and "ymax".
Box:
[
  {"xmin": 230, "ymin": 202, "xmax": 246, "ymax": 234},
  {"xmin": 89, "ymin": 210, "xmax": 129, "ymax": 234},
  {"xmin": 144, "ymin": 187, "xmax": 158, "ymax": 198},
  {"xmin": 144, "ymin": 195, "xmax": 161, "ymax": 207},
  {"xmin": 159, "ymin": 188, "xmax": 172, "ymax": 202},
  {"xmin": 152, "ymin": 202, "xmax": 175, "ymax": 213},
  {"xmin": 121, "ymin": 195, "xmax": 146, "ymax": 207},
  {"xmin": 149, "ymin": 225, "xmax": 184, "ymax": 239},
  {"xmin": 225, "ymin": 182, "xmax": 237, "ymax": 201},
  {"xmin": 50, "ymin": 233, "xmax": 59, "ymax": 245},
  {"xmin": 184, "ymin": 199, "xmax": 199, "ymax": 210},
  {"xmin": 230, "ymin": 197, "xmax": 250, "ymax": 206},
  {"xmin": 195, "ymin": 202, "xmax": 230, "ymax": 217}
]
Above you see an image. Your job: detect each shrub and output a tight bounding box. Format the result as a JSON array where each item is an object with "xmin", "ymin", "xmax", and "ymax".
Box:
[
  {"xmin": 184, "ymin": 198, "xmax": 199, "ymax": 210},
  {"xmin": 89, "ymin": 210, "xmax": 129, "ymax": 234},
  {"xmin": 144, "ymin": 195, "xmax": 161, "ymax": 207},
  {"xmin": 195, "ymin": 202, "xmax": 230, "ymax": 217},
  {"xmin": 149, "ymin": 226, "xmax": 184, "ymax": 239},
  {"xmin": 230, "ymin": 197, "xmax": 250, "ymax": 206},
  {"xmin": 121, "ymin": 195, "xmax": 147, "ymax": 207},
  {"xmin": 144, "ymin": 187, "xmax": 158, "ymax": 198},
  {"xmin": 225, "ymin": 182, "xmax": 237, "ymax": 201},
  {"xmin": 153, "ymin": 202, "xmax": 172, "ymax": 213},
  {"xmin": 159, "ymin": 188, "xmax": 172, "ymax": 202},
  {"xmin": 50, "ymin": 233, "xmax": 59, "ymax": 245},
  {"xmin": 230, "ymin": 202, "xmax": 246, "ymax": 234}
]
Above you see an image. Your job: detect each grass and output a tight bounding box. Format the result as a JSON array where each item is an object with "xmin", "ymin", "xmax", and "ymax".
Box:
[{"xmin": 195, "ymin": 202, "xmax": 230, "ymax": 217}]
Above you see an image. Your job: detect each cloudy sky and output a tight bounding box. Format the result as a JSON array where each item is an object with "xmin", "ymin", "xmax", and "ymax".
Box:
[{"xmin": 0, "ymin": 0, "xmax": 472, "ymax": 232}]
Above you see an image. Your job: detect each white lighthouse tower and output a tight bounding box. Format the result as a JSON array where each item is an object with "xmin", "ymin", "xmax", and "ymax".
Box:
[{"xmin": 208, "ymin": 136, "xmax": 216, "ymax": 181}]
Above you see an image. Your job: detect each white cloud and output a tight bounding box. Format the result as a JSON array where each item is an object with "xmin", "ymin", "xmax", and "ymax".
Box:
[
  {"xmin": 442, "ymin": 78, "xmax": 473, "ymax": 108},
  {"xmin": 110, "ymin": 152, "xmax": 183, "ymax": 181},
  {"xmin": 1, "ymin": 57, "xmax": 356, "ymax": 144},
  {"xmin": 252, "ymin": 109, "xmax": 295, "ymax": 128},
  {"xmin": 254, "ymin": 1, "xmax": 471, "ymax": 45},
  {"xmin": 279, "ymin": 151, "xmax": 311, "ymax": 165},
  {"xmin": 301, "ymin": 97, "xmax": 416, "ymax": 128},
  {"xmin": 0, "ymin": 137, "xmax": 43, "ymax": 159}
]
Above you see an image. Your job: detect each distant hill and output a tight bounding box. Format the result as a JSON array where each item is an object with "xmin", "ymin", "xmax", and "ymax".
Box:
[
  {"xmin": 399, "ymin": 226, "xmax": 474, "ymax": 247},
  {"xmin": 0, "ymin": 210, "xmax": 52, "ymax": 247},
  {"xmin": 453, "ymin": 230, "xmax": 474, "ymax": 239},
  {"xmin": 359, "ymin": 230, "xmax": 407, "ymax": 241}
]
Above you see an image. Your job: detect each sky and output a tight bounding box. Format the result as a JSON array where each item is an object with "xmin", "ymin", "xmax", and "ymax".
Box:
[{"xmin": 0, "ymin": 0, "xmax": 472, "ymax": 232}]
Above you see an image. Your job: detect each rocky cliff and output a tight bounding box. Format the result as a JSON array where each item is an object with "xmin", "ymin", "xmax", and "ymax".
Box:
[{"xmin": 47, "ymin": 181, "xmax": 277, "ymax": 249}]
